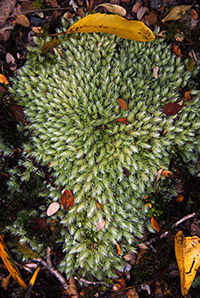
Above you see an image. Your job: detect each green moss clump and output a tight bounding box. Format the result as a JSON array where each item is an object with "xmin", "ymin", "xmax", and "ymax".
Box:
[{"xmin": 8, "ymin": 19, "xmax": 200, "ymax": 278}]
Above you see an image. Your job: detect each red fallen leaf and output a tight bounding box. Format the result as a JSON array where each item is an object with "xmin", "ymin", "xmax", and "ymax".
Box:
[
  {"xmin": 173, "ymin": 45, "xmax": 183, "ymax": 57},
  {"xmin": 163, "ymin": 103, "xmax": 182, "ymax": 116},
  {"xmin": 7, "ymin": 104, "xmax": 24, "ymax": 122},
  {"xmin": 32, "ymin": 218, "xmax": 48, "ymax": 230},
  {"xmin": 115, "ymin": 117, "xmax": 129, "ymax": 124},
  {"xmin": 61, "ymin": 189, "xmax": 74, "ymax": 210},
  {"xmin": 118, "ymin": 98, "xmax": 128, "ymax": 111},
  {"xmin": 151, "ymin": 217, "xmax": 160, "ymax": 232},
  {"xmin": 116, "ymin": 242, "xmax": 121, "ymax": 255}
]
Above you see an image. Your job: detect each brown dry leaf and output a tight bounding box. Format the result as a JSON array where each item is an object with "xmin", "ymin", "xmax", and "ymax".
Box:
[
  {"xmin": 116, "ymin": 242, "xmax": 121, "ymax": 255},
  {"xmin": 151, "ymin": 217, "xmax": 160, "ymax": 232},
  {"xmin": 46, "ymin": 202, "xmax": 60, "ymax": 216},
  {"xmin": 175, "ymin": 231, "xmax": 200, "ymax": 296},
  {"xmin": 2, "ymin": 274, "xmax": 11, "ymax": 290},
  {"xmin": 156, "ymin": 169, "xmax": 163, "ymax": 182},
  {"xmin": 153, "ymin": 65, "xmax": 159, "ymax": 79},
  {"xmin": 137, "ymin": 6, "xmax": 148, "ymax": 20},
  {"xmin": 15, "ymin": 14, "xmax": 30, "ymax": 27},
  {"xmin": 162, "ymin": 5, "xmax": 192, "ymax": 22},
  {"xmin": 124, "ymin": 252, "xmax": 136, "ymax": 265},
  {"xmin": 7, "ymin": 104, "xmax": 24, "ymax": 122},
  {"xmin": 175, "ymin": 194, "xmax": 184, "ymax": 202},
  {"xmin": 63, "ymin": 11, "xmax": 75, "ymax": 20},
  {"xmin": 145, "ymin": 12, "xmax": 157, "ymax": 26},
  {"xmin": 163, "ymin": 102, "xmax": 182, "ymax": 116},
  {"xmin": 162, "ymin": 170, "xmax": 173, "ymax": 177},
  {"xmin": 173, "ymin": 45, "xmax": 183, "ymax": 57},
  {"xmin": 6, "ymin": 53, "xmax": 17, "ymax": 71},
  {"xmin": 132, "ymin": 2, "xmax": 142, "ymax": 14},
  {"xmin": 76, "ymin": 7, "xmax": 85, "ymax": 18},
  {"xmin": 118, "ymin": 98, "xmax": 128, "ymax": 110},
  {"xmin": 95, "ymin": 3, "xmax": 127, "ymax": 17},
  {"xmin": 126, "ymin": 287, "xmax": 139, "ymax": 298},
  {"xmin": 61, "ymin": 189, "xmax": 74, "ymax": 211},
  {"xmin": 136, "ymin": 247, "xmax": 148, "ymax": 264},
  {"xmin": 46, "ymin": 0, "xmax": 58, "ymax": 8},
  {"xmin": 96, "ymin": 219, "xmax": 106, "ymax": 231},
  {"xmin": 112, "ymin": 278, "xmax": 126, "ymax": 291},
  {"xmin": 0, "ymin": 0, "xmax": 17, "ymax": 26},
  {"xmin": 66, "ymin": 13, "xmax": 155, "ymax": 42},
  {"xmin": 184, "ymin": 91, "xmax": 192, "ymax": 101},
  {"xmin": 65, "ymin": 277, "xmax": 79, "ymax": 297}
]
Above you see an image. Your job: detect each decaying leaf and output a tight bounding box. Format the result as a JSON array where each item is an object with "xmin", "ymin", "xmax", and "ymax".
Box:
[
  {"xmin": 175, "ymin": 231, "xmax": 200, "ymax": 296},
  {"xmin": 118, "ymin": 98, "xmax": 128, "ymax": 110},
  {"xmin": 0, "ymin": 234, "xmax": 27, "ymax": 289},
  {"xmin": 96, "ymin": 219, "xmax": 106, "ymax": 231},
  {"xmin": 0, "ymin": 74, "xmax": 9, "ymax": 84},
  {"xmin": 162, "ymin": 170, "xmax": 173, "ymax": 177},
  {"xmin": 25, "ymin": 266, "xmax": 41, "ymax": 298},
  {"xmin": 112, "ymin": 278, "xmax": 126, "ymax": 291},
  {"xmin": 184, "ymin": 91, "xmax": 192, "ymax": 101},
  {"xmin": 66, "ymin": 13, "xmax": 155, "ymax": 42},
  {"xmin": 156, "ymin": 168, "xmax": 164, "ymax": 182},
  {"xmin": 61, "ymin": 189, "xmax": 74, "ymax": 210},
  {"xmin": 1, "ymin": 274, "xmax": 11, "ymax": 290},
  {"xmin": 65, "ymin": 277, "xmax": 79, "ymax": 297},
  {"xmin": 95, "ymin": 3, "xmax": 127, "ymax": 17},
  {"xmin": 153, "ymin": 65, "xmax": 159, "ymax": 79},
  {"xmin": 162, "ymin": 5, "xmax": 192, "ymax": 22},
  {"xmin": 126, "ymin": 287, "xmax": 139, "ymax": 298},
  {"xmin": 173, "ymin": 45, "xmax": 183, "ymax": 57},
  {"xmin": 176, "ymin": 194, "xmax": 184, "ymax": 202},
  {"xmin": 97, "ymin": 202, "xmax": 103, "ymax": 210},
  {"xmin": 116, "ymin": 242, "xmax": 121, "ymax": 255},
  {"xmin": 151, "ymin": 217, "xmax": 160, "ymax": 232},
  {"xmin": 163, "ymin": 102, "xmax": 182, "ymax": 116},
  {"xmin": 47, "ymin": 202, "xmax": 60, "ymax": 216},
  {"xmin": 115, "ymin": 117, "xmax": 129, "ymax": 124},
  {"xmin": 15, "ymin": 14, "xmax": 30, "ymax": 27}
]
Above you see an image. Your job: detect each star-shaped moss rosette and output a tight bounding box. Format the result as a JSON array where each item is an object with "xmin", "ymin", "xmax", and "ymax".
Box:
[{"xmin": 9, "ymin": 18, "xmax": 200, "ymax": 278}]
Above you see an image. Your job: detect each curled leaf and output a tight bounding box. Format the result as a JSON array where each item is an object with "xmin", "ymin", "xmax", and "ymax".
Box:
[
  {"xmin": 61, "ymin": 189, "xmax": 74, "ymax": 210},
  {"xmin": 66, "ymin": 13, "xmax": 155, "ymax": 42},
  {"xmin": 47, "ymin": 202, "xmax": 60, "ymax": 216},
  {"xmin": 175, "ymin": 231, "xmax": 200, "ymax": 296},
  {"xmin": 163, "ymin": 102, "xmax": 182, "ymax": 116},
  {"xmin": 118, "ymin": 98, "xmax": 128, "ymax": 111},
  {"xmin": 95, "ymin": 3, "xmax": 127, "ymax": 17},
  {"xmin": 151, "ymin": 217, "xmax": 160, "ymax": 232},
  {"xmin": 162, "ymin": 5, "xmax": 192, "ymax": 22}
]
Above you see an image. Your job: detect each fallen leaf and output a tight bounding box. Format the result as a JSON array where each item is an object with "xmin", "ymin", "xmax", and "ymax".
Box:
[
  {"xmin": 126, "ymin": 287, "xmax": 139, "ymax": 298},
  {"xmin": 61, "ymin": 189, "xmax": 74, "ymax": 210},
  {"xmin": 47, "ymin": 202, "xmax": 60, "ymax": 216},
  {"xmin": 176, "ymin": 194, "xmax": 184, "ymax": 202},
  {"xmin": 184, "ymin": 91, "xmax": 191, "ymax": 101},
  {"xmin": 151, "ymin": 217, "xmax": 160, "ymax": 232},
  {"xmin": 124, "ymin": 252, "xmax": 136, "ymax": 265},
  {"xmin": 76, "ymin": 7, "xmax": 85, "ymax": 18},
  {"xmin": 1, "ymin": 274, "xmax": 11, "ymax": 290},
  {"xmin": 116, "ymin": 242, "xmax": 121, "ymax": 255},
  {"xmin": 63, "ymin": 11, "xmax": 75, "ymax": 20},
  {"xmin": 95, "ymin": 3, "xmax": 127, "ymax": 17},
  {"xmin": 191, "ymin": 9, "xmax": 198, "ymax": 20},
  {"xmin": 136, "ymin": 247, "xmax": 148, "ymax": 263},
  {"xmin": 96, "ymin": 219, "xmax": 106, "ymax": 231},
  {"xmin": 141, "ymin": 284, "xmax": 151, "ymax": 295},
  {"xmin": 137, "ymin": 6, "xmax": 148, "ymax": 20},
  {"xmin": 97, "ymin": 202, "xmax": 102, "ymax": 210},
  {"xmin": 25, "ymin": 266, "xmax": 40, "ymax": 298},
  {"xmin": 162, "ymin": 5, "xmax": 192, "ymax": 22},
  {"xmin": 15, "ymin": 14, "xmax": 30, "ymax": 27},
  {"xmin": 145, "ymin": 11, "xmax": 157, "ymax": 26},
  {"xmin": 173, "ymin": 45, "xmax": 183, "ymax": 57},
  {"xmin": 0, "ymin": 74, "xmax": 9, "ymax": 84},
  {"xmin": 118, "ymin": 98, "xmax": 128, "ymax": 110},
  {"xmin": 132, "ymin": 2, "xmax": 142, "ymax": 14},
  {"xmin": 153, "ymin": 65, "xmax": 159, "ymax": 79},
  {"xmin": 65, "ymin": 277, "xmax": 79, "ymax": 297},
  {"xmin": 112, "ymin": 278, "xmax": 126, "ymax": 291},
  {"xmin": 116, "ymin": 117, "xmax": 129, "ymax": 124},
  {"xmin": 162, "ymin": 170, "xmax": 173, "ymax": 177},
  {"xmin": 0, "ymin": 234, "xmax": 27, "ymax": 289},
  {"xmin": 156, "ymin": 168, "xmax": 163, "ymax": 182},
  {"xmin": 175, "ymin": 231, "xmax": 200, "ymax": 296},
  {"xmin": 163, "ymin": 102, "xmax": 182, "ymax": 116},
  {"xmin": 66, "ymin": 13, "xmax": 155, "ymax": 42}
]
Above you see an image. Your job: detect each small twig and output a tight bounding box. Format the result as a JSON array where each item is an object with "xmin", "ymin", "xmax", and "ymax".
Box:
[
  {"xmin": 34, "ymin": 248, "xmax": 68, "ymax": 291},
  {"xmin": 74, "ymin": 276, "xmax": 111, "ymax": 287}
]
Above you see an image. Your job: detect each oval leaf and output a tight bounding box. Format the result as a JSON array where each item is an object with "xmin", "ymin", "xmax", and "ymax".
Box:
[
  {"xmin": 47, "ymin": 202, "xmax": 60, "ymax": 216},
  {"xmin": 118, "ymin": 98, "xmax": 128, "ymax": 111},
  {"xmin": 162, "ymin": 5, "xmax": 192, "ymax": 22},
  {"xmin": 61, "ymin": 189, "xmax": 74, "ymax": 210},
  {"xmin": 151, "ymin": 217, "xmax": 160, "ymax": 232},
  {"xmin": 96, "ymin": 219, "xmax": 106, "ymax": 231},
  {"xmin": 162, "ymin": 170, "xmax": 173, "ymax": 177},
  {"xmin": 95, "ymin": 4, "xmax": 126, "ymax": 17},
  {"xmin": 163, "ymin": 102, "xmax": 182, "ymax": 116},
  {"xmin": 15, "ymin": 14, "xmax": 30, "ymax": 27},
  {"xmin": 66, "ymin": 13, "xmax": 155, "ymax": 42}
]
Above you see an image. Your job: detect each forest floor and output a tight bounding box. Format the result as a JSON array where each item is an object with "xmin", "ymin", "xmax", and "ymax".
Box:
[{"xmin": 0, "ymin": 0, "xmax": 200, "ymax": 297}]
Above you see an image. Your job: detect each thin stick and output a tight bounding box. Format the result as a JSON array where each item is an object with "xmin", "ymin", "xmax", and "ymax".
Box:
[{"xmin": 74, "ymin": 276, "xmax": 110, "ymax": 287}]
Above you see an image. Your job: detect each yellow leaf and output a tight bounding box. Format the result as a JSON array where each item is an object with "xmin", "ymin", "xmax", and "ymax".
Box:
[
  {"xmin": 151, "ymin": 217, "xmax": 160, "ymax": 232},
  {"xmin": 15, "ymin": 14, "xmax": 30, "ymax": 27},
  {"xmin": 0, "ymin": 74, "xmax": 9, "ymax": 84},
  {"xmin": 162, "ymin": 5, "xmax": 192, "ymax": 22},
  {"xmin": 25, "ymin": 266, "xmax": 41, "ymax": 298},
  {"xmin": 175, "ymin": 231, "xmax": 200, "ymax": 296},
  {"xmin": 0, "ymin": 234, "xmax": 27, "ymax": 289},
  {"xmin": 66, "ymin": 13, "xmax": 155, "ymax": 42},
  {"xmin": 95, "ymin": 3, "xmax": 127, "ymax": 17}
]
